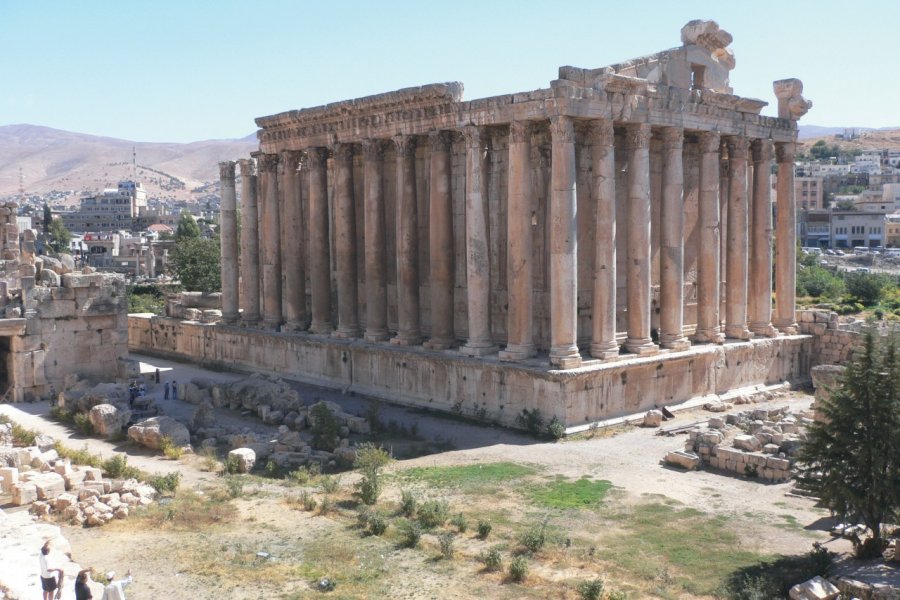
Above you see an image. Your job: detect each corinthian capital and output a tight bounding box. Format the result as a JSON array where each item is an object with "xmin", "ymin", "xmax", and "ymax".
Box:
[
  {"xmin": 306, "ymin": 147, "xmax": 327, "ymax": 170},
  {"xmin": 751, "ymin": 139, "xmax": 773, "ymax": 164},
  {"xmin": 726, "ymin": 136, "xmax": 750, "ymax": 160},
  {"xmin": 508, "ymin": 121, "xmax": 531, "ymax": 145},
  {"xmin": 549, "ymin": 115, "xmax": 575, "ymax": 144},
  {"xmin": 659, "ymin": 127, "xmax": 684, "ymax": 151},
  {"xmin": 280, "ymin": 150, "xmax": 302, "ymax": 172},
  {"xmin": 362, "ymin": 139, "xmax": 386, "ymax": 162},
  {"xmin": 460, "ymin": 125, "xmax": 483, "ymax": 150},
  {"xmin": 394, "ymin": 134, "xmax": 417, "ymax": 158},
  {"xmin": 698, "ymin": 131, "xmax": 721, "ymax": 154},
  {"xmin": 238, "ymin": 158, "xmax": 257, "ymax": 178},
  {"xmin": 775, "ymin": 142, "xmax": 796, "ymax": 164},
  {"xmin": 332, "ymin": 142, "xmax": 354, "ymax": 163},
  {"xmin": 588, "ymin": 119, "xmax": 614, "ymax": 154},
  {"xmin": 257, "ymin": 153, "xmax": 279, "ymax": 174},
  {"xmin": 219, "ymin": 160, "xmax": 236, "ymax": 181},
  {"xmin": 624, "ymin": 123, "xmax": 651, "ymax": 150},
  {"xmin": 428, "ymin": 130, "xmax": 453, "ymax": 152}
]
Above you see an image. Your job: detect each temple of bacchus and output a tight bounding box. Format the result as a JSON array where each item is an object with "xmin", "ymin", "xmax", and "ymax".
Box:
[{"xmin": 132, "ymin": 20, "xmax": 815, "ymax": 430}]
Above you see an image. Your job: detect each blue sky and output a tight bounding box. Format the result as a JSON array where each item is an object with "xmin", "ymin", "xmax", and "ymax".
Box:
[{"xmin": 1, "ymin": 0, "xmax": 897, "ymax": 143}]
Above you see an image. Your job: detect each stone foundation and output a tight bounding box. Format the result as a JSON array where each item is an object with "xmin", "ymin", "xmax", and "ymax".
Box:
[{"xmin": 129, "ymin": 315, "xmax": 811, "ymax": 430}]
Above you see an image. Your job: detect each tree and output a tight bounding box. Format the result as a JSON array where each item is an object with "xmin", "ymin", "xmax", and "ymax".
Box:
[
  {"xmin": 175, "ymin": 210, "xmax": 201, "ymax": 240},
  {"xmin": 168, "ymin": 236, "xmax": 220, "ymax": 293},
  {"xmin": 798, "ymin": 328, "xmax": 900, "ymax": 556},
  {"xmin": 47, "ymin": 218, "xmax": 72, "ymax": 254},
  {"xmin": 843, "ymin": 271, "xmax": 895, "ymax": 306},
  {"xmin": 42, "ymin": 204, "xmax": 52, "ymax": 236}
]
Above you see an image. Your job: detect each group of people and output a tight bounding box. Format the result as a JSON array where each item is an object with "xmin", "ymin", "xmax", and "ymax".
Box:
[{"xmin": 40, "ymin": 541, "xmax": 133, "ymax": 600}]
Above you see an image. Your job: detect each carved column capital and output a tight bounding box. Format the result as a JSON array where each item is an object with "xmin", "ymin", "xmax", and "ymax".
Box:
[
  {"xmin": 508, "ymin": 121, "xmax": 532, "ymax": 144},
  {"xmin": 751, "ymin": 139, "xmax": 774, "ymax": 163},
  {"xmin": 280, "ymin": 150, "xmax": 302, "ymax": 172},
  {"xmin": 306, "ymin": 147, "xmax": 327, "ymax": 170},
  {"xmin": 588, "ymin": 119, "xmax": 615, "ymax": 155},
  {"xmin": 775, "ymin": 142, "xmax": 796, "ymax": 164},
  {"xmin": 726, "ymin": 136, "xmax": 750, "ymax": 160},
  {"xmin": 659, "ymin": 127, "xmax": 684, "ymax": 151},
  {"xmin": 428, "ymin": 130, "xmax": 453, "ymax": 152},
  {"xmin": 257, "ymin": 153, "xmax": 279, "ymax": 174},
  {"xmin": 698, "ymin": 131, "xmax": 721, "ymax": 154},
  {"xmin": 624, "ymin": 123, "xmax": 651, "ymax": 150},
  {"xmin": 393, "ymin": 134, "xmax": 417, "ymax": 157},
  {"xmin": 362, "ymin": 139, "xmax": 386, "ymax": 161},
  {"xmin": 549, "ymin": 115, "xmax": 575, "ymax": 143},
  {"xmin": 238, "ymin": 158, "xmax": 257, "ymax": 178},
  {"xmin": 218, "ymin": 161, "xmax": 236, "ymax": 181},
  {"xmin": 332, "ymin": 142, "xmax": 355, "ymax": 164},
  {"xmin": 460, "ymin": 125, "xmax": 483, "ymax": 149}
]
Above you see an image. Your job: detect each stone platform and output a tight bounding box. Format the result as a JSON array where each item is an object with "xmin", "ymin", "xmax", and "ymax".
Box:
[{"xmin": 129, "ymin": 315, "xmax": 812, "ymax": 431}]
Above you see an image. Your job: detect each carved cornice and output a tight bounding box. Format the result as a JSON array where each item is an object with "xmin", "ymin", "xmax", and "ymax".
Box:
[
  {"xmin": 394, "ymin": 134, "xmax": 417, "ymax": 157},
  {"xmin": 751, "ymin": 139, "xmax": 773, "ymax": 164},
  {"xmin": 549, "ymin": 116, "xmax": 575, "ymax": 144},
  {"xmin": 428, "ymin": 130, "xmax": 453, "ymax": 152},
  {"xmin": 623, "ymin": 123, "xmax": 651, "ymax": 150},
  {"xmin": 306, "ymin": 147, "xmax": 327, "ymax": 170},
  {"xmin": 775, "ymin": 142, "xmax": 796, "ymax": 163},
  {"xmin": 257, "ymin": 153, "xmax": 279, "ymax": 174},
  {"xmin": 362, "ymin": 139, "xmax": 386, "ymax": 162},
  {"xmin": 238, "ymin": 158, "xmax": 257, "ymax": 178},
  {"xmin": 218, "ymin": 161, "xmax": 236, "ymax": 181},
  {"xmin": 332, "ymin": 142, "xmax": 355, "ymax": 163},
  {"xmin": 508, "ymin": 121, "xmax": 531, "ymax": 145},
  {"xmin": 698, "ymin": 131, "xmax": 721, "ymax": 154},
  {"xmin": 725, "ymin": 136, "xmax": 750, "ymax": 160},
  {"xmin": 659, "ymin": 127, "xmax": 683, "ymax": 151}
]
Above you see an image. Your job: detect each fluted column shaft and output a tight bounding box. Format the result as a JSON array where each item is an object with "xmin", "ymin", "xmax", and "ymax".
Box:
[
  {"xmin": 725, "ymin": 137, "xmax": 752, "ymax": 339},
  {"xmin": 424, "ymin": 131, "xmax": 455, "ymax": 350},
  {"xmin": 624, "ymin": 123, "xmax": 657, "ymax": 355},
  {"xmin": 460, "ymin": 126, "xmax": 497, "ymax": 356},
  {"xmin": 307, "ymin": 148, "xmax": 332, "ymax": 334},
  {"xmin": 549, "ymin": 116, "xmax": 582, "ymax": 368},
  {"xmin": 500, "ymin": 121, "xmax": 535, "ymax": 361},
  {"xmin": 259, "ymin": 153, "xmax": 282, "ymax": 329},
  {"xmin": 695, "ymin": 132, "xmax": 725, "ymax": 343},
  {"xmin": 749, "ymin": 139, "xmax": 777, "ymax": 336},
  {"xmin": 363, "ymin": 140, "xmax": 389, "ymax": 342},
  {"xmin": 590, "ymin": 120, "xmax": 618, "ymax": 359},
  {"xmin": 659, "ymin": 128, "xmax": 690, "ymax": 350},
  {"xmin": 281, "ymin": 151, "xmax": 306, "ymax": 330},
  {"xmin": 238, "ymin": 159, "xmax": 260, "ymax": 325},
  {"xmin": 332, "ymin": 143, "xmax": 359, "ymax": 338},
  {"xmin": 218, "ymin": 161, "xmax": 239, "ymax": 323},
  {"xmin": 392, "ymin": 135, "xmax": 421, "ymax": 345},
  {"xmin": 775, "ymin": 142, "xmax": 798, "ymax": 333}
]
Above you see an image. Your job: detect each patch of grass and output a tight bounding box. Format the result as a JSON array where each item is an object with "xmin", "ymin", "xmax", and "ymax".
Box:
[
  {"xmin": 398, "ymin": 462, "xmax": 536, "ymax": 491},
  {"xmin": 417, "ymin": 499, "xmax": 449, "ymax": 528},
  {"xmin": 527, "ymin": 477, "xmax": 613, "ymax": 510},
  {"xmin": 131, "ymin": 489, "xmax": 236, "ymax": 531},
  {"xmin": 717, "ymin": 544, "xmax": 835, "ymax": 600},
  {"xmin": 53, "ymin": 442, "xmax": 102, "ymax": 468}
]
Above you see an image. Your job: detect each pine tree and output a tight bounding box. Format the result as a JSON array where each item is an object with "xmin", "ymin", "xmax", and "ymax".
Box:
[{"xmin": 798, "ymin": 328, "xmax": 900, "ymax": 556}]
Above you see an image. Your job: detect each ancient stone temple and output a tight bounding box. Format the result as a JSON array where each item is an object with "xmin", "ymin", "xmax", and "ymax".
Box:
[{"xmin": 137, "ymin": 20, "xmax": 815, "ymax": 430}]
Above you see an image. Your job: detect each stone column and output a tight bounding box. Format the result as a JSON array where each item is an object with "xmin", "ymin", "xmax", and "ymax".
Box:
[
  {"xmin": 695, "ymin": 131, "xmax": 725, "ymax": 343},
  {"xmin": 258, "ymin": 153, "xmax": 283, "ymax": 329},
  {"xmin": 658, "ymin": 127, "xmax": 690, "ymax": 350},
  {"xmin": 332, "ymin": 142, "xmax": 359, "ymax": 338},
  {"xmin": 623, "ymin": 123, "xmax": 657, "ymax": 356},
  {"xmin": 362, "ymin": 140, "xmax": 389, "ymax": 342},
  {"xmin": 548, "ymin": 116, "xmax": 582, "ymax": 368},
  {"xmin": 774, "ymin": 142, "xmax": 798, "ymax": 333},
  {"xmin": 423, "ymin": 131, "xmax": 455, "ymax": 350},
  {"xmin": 218, "ymin": 161, "xmax": 239, "ymax": 324},
  {"xmin": 500, "ymin": 121, "xmax": 535, "ymax": 361},
  {"xmin": 238, "ymin": 159, "xmax": 260, "ymax": 325},
  {"xmin": 589, "ymin": 120, "xmax": 618, "ymax": 359},
  {"xmin": 724, "ymin": 136, "xmax": 752, "ymax": 340},
  {"xmin": 749, "ymin": 139, "xmax": 777, "ymax": 336},
  {"xmin": 392, "ymin": 135, "xmax": 421, "ymax": 346},
  {"xmin": 281, "ymin": 150, "xmax": 307, "ymax": 330},
  {"xmin": 307, "ymin": 147, "xmax": 332, "ymax": 334},
  {"xmin": 459, "ymin": 126, "xmax": 497, "ymax": 356}
]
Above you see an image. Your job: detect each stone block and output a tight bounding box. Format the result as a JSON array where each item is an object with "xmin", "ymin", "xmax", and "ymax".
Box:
[
  {"xmin": 53, "ymin": 460, "xmax": 72, "ymax": 475},
  {"xmin": 665, "ymin": 450, "xmax": 700, "ymax": 470},
  {"xmin": 32, "ymin": 472, "xmax": 66, "ymax": 500},
  {"xmin": 643, "ymin": 410, "xmax": 663, "ymax": 427},
  {"xmin": 0, "ymin": 466, "xmax": 19, "ymax": 492},
  {"xmin": 12, "ymin": 482, "xmax": 37, "ymax": 505},
  {"xmin": 788, "ymin": 575, "xmax": 839, "ymax": 600},
  {"xmin": 82, "ymin": 466, "xmax": 103, "ymax": 481},
  {"xmin": 766, "ymin": 456, "xmax": 791, "ymax": 470},
  {"xmin": 228, "ymin": 448, "xmax": 256, "ymax": 473},
  {"xmin": 64, "ymin": 470, "xmax": 87, "ymax": 490},
  {"xmin": 733, "ymin": 435, "xmax": 761, "ymax": 452},
  {"xmin": 708, "ymin": 417, "xmax": 725, "ymax": 430}
]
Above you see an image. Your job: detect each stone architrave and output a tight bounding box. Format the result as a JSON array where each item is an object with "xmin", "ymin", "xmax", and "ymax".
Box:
[
  {"xmin": 775, "ymin": 142, "xmax": 798, "ymax": 333},
  {"xmin": 459, "ymin": 126, "xmax": 497, "ymax": 357},
  {"xmin": 362, "ymin": 140, "xmax": 389, "ymax": 342},
  {"xmin": 658, "ymin": 127, "xmax": 690, "ymax": 350},
  {"xmin": 280, "ymin": 150, "xmax": 307, "ymax": 330},
  {"xmin": 695, "ymin": 131, "xmax": 725, "ymax": 343},
  {"xmin": 423, "ymin": 131, "xmax": 455, "ymax": 350},
  {"xmin": 500, "ymin": 121, "xmax": 535, "ymax": 361},
  {"xmin": 624, "ymin": 123, "xmax": 657, "ymax": 356},
  {"xmin": 749, "ymin": 139, "xmax": 777, "ymax": 336},
  {"xmin": 238, "ymin": 159, "xmax": 260, "ymax": 325},
  {"xmin": 307, "ymin": 147, "xmax": 332, "ymax": 334},
  {"xmin": 258, "ymin": 153, "xmax": 283, "ymax": 329},
  {"xmin": 392, "ymin": 135, "xmax": 421, "ymax": 346},
  {"xmin": 218, "ymin": 161, "xmax": 239, "ymax": 324},
  {"xmin": 590, "ymin": 120, "xmax": 618, "ymax": 359},
  {"xmin": 332, "ymin": 142, "xmax": 360, "ymax": 339},
  {"xmin": 724, "ymin": 136, "xmax": 752, "ymax": 339},
  {"xmin": 548, "ymin": 115, "xmax": 582, "ymax": 368}
]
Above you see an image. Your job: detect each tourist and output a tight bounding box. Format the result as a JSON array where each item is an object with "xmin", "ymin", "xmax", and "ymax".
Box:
[
  {"xmin": 101, "ymin": 570, "xmax": 133, "ymax": 600},
  {"xmin": 38, "ymin": 541, "xmax": 64, "ymax": 600},
  {"xmin": 75, "ymin": 568, "xmax": 94, "ymax": 600},
  {"xmin": 172, "ymin": 380, "xmax": 178, "ymax": 401},
  {"xmin": 164, "ymin": 381, "xmax": 170, "ymax": 400}
]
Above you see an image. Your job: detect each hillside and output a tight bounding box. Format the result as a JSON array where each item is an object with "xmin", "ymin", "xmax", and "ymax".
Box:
[
  {"xmin": 0, "ymin": 124, "xmax": 257, "ymax": 204},
  {"xmin": 798, "ymin": 125, "xmax": 900, "ymax": 152}
]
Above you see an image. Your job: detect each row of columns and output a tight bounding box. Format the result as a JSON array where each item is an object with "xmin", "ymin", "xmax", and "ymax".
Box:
[{"xmin": 218, "ymin": 119, "xmax": 798, "ymax": 369}]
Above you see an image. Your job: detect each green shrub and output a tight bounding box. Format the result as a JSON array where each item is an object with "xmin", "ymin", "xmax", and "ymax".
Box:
[
  {"xmin": 73, "ymin": 412, "xmax": 94, "ymax": 436},
  {"xmin": 547, "ymin": 416, "xmax": 566, "ymax": 440},
  {"xmin": 606, "ymin": 592, "xmax": 628, "ymax": 600},
  {"xmin": 147, "ymin": 472, "xmax": 181, "ymax": 494},
  {"xmin": 367, "ymin": 513, "xmax": 387, "ymax": 536},
  {"xmin": 224, "ymin": 476, "xmax": 244, "ymax": 499},
  {"xmin": 354, "ymin": 444, "xmax": 391, "ymax": 505},
  {"xmin": 417, "ymin": 499, "xmax": 449, "ymax": 528},
  {"xmin": 300, "ymin": 490, "xmax": 317, "ymax": 512},
  {"xmin": 318, "ymin": 495, "xmax": 334, "ymax": 515},
  {"xmin": 516, "ymin": 408, "xmax": 543, "ymax": 434},
  {"xmin": 399, "ymin": 489, "xmax": 418, "ymax": 517},
  {"xmin": 520, "ymin": 520, "xmax": 548, "ymax": 554},
  {"xmin": 102, "ymin": 455, "xmax": 141, "ymax": 479},
  {"xmin": 577, "ymin": 579, "xmax": 604, "ymax": 600},
  {"xmin": 223, "ymin": 454, "xmax": 241, "ymax": 475},
  {"xmin": 159, "ymin": 436, "xmax": 183, "ymax": 459},
  {"xmin": 320, "ymin": 475, "xmax": 340, "ymax": 494},
  {"xmin": 49, "ymin": 406, "xmax": 74, "ymax": 424},
  {"xmin": 450, "ymin": 512, "xmax": 467, "ymax": 533},
  {"xmin": 481, "ymin": 546, "xmax": 502, "ymax": 571},
  {"xmin": 310, "ymin": 403, "xmax": 340, "ymax": 451},
  {"xmin": 398, "ymin": 519, "xmax": 422, "ymax": 548},
  {"xmin": 198, "ymin": 447, "xmax": 221, "ymax": 473},
  {"xmin": 508, "ymin": 556, "xmax": 528, "ymax": 583},
  {"xmin": 438, "ymin": 533, "xmax": 455, "ymax": 559},
  {"xmin": 477, "ymin": 519, "xmax": 492, "ymax": 540},
  {"xmin": 843, "ymin": 271, "xmax": 895, "ymax": 306},
  {"xmin": 287, "ymin": 466, "xmax": 310, "ymax": 484},
  {"xmin": 54, "ymin": 443, "xmax": 102, "ymax": 467},
  {"xmin": 797, "ymin": 265, "xmax": 844, "ymax": 299},
  {"xmin": 11, "ymin": 422, "xmax": 37, "ymax": 446}
]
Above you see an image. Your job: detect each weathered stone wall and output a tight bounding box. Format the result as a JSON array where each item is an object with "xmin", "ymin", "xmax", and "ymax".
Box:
[
  {"xmin": 796, "ymin": 308, "xmax": 886, "ymax": 366},
  {"xmin": 129, "ymin": 315, "xmax": 811, "ymax": 430}
]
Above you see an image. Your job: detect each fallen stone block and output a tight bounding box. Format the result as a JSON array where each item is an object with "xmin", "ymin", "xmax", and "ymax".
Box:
[
  {"xmin": 733, "ymin": 435, "xmax": 761, "ymax": 452},
  {"xmin": 0, "ymin": 466, "xmax": 19, "ymax": 492},
  {"xmin": 32, "ymin": 472, "xmax": 66, "ymax": 500},
  {"xmin": 665, "ymin": 450, "xmax": 700, "ymax": 470},
  {"xmin": 643, "ymin": 410, "xmax": 663, "ymax": 427},
  {"xmin": 228, "ymin": 448, "xmax": 256, "ymax": 473},
  {"xmin": 63, "ymin": 469, "xmax": 87, "ymax": 490},
  {"xmin": 788, "ymin": 575, "xmax": 839, "ymax": 600},
  {"xmin": 12, "ymin": 482, "xmax": 37, "ymax": 505}
]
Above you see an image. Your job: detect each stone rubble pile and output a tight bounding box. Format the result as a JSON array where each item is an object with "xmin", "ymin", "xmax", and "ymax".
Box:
[{"xmin": 665, "ymin": 405, "xmax": 812, "ymax": 481}]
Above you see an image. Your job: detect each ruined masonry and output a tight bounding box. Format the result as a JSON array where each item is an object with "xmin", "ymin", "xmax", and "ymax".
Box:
[{"xmin": 132, "ymin": 20, "xmax": 815, "ymax": 430}]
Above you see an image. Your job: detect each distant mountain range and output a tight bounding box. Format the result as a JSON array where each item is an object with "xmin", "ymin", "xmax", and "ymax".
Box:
[
  {"xmin": 0, "ymin": 124, "xmax": 257, "ymax": 202},
  {"xmin": 798, "ymin": 124, "xmax": 900, "ymax": 140}
]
